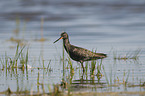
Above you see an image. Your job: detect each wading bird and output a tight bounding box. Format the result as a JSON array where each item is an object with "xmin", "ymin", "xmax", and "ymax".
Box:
[{"xmin": 54, "ymin": 32, "xmax": 107, "ymax": 72}]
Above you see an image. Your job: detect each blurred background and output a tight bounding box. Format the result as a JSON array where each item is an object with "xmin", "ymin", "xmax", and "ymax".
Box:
[
  {"xmin": 0, "ymin": 0, "xmax": 145, "ymax": 39},
  {"xmin": 0, "ymin": 0, "xmax": 145, "ymax": 94}
]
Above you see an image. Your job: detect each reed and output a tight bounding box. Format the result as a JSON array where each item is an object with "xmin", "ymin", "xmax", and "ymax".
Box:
[
  {"xmin": 41, "ymin": 82, "xmax": 45, "ymax": 93},
  {"xmin": 90, "ymin": 60, "xmax": 96, "ymax": 76},
  {"xmin": 62, "ymin": 45, "xmax": 65, "ymax": 71},
  {"xmin": 38, "ymin": 17, "xmax": 46, "ymax": 42},
  {"xmin": 48, "ymin": 84, "xmax": 52, "ymax": 93},
  {"xmin": 37, "ymin": 71, "xmax": 40, "ymax": 92},
  {"xmin": 114, "ymin": 49, "xmax": 141, "ymax": 60},
  {"xmin": 41, "ymin": 17, "xmax": 44, "ymax": 39},
  {"xmin": 0, "ymin": 43, "xmax": 33, "ymax": 73},
  {"xmin": 42, "ymin": 59, "xmax": 45, "ymax": 69},
  {"xmin": 5, "ymin": 52, "xmax": 8, "ymax": 69},
  {"xmin": 25, "ymin": 48, "xmax": 29, "ymax": 70},
  {"xmin": 13, "ymin": 17, "xmax": 20, "ymax": 36},
  {"xmin": 47, "ymin": 60, "xmax": 51, "ymax": 69},
  {"xmin": 85, "ymin": 61, "xmax": 89, "ymax": 76},
  {"xmin": 96, "ymin": 60, "xmax": 103, "ymax": 78},
  {"xmin": 125, "ymin": 70, "xmax": 130, "ymax": 87},
  {"xmin": 53, "ymin": 84, "xmax": 60, "ymax": 96},
  {"xmin": 0, "ymin": 56, "xmax": 5, "ymax": 70},
  {"xmin": 14, "ymin": 44, "xmax": 26, "ymax": 67},
  {"xmin": 67, "ymin": 83, "xmax": 71, "ymax": 96},
  {"xmin": 102, "ymin": 65, "xmax": 109, "ymax": 85},
  {"xmin": 20, "ymin": 53, "xmax": 25, "ymax": 70},
  {"xmin": 109, "ymin": 67, "xmax": 113, "ymax": 85}
]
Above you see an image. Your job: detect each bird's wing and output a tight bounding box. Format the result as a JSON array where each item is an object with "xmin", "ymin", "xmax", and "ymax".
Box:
[
  {"xmin": 70, "ymin": 45, "xmax": 95, "ymax": 57},
  {"xmin": 70, "ymin": 45, "xmax": 106, "ymax": 60}
]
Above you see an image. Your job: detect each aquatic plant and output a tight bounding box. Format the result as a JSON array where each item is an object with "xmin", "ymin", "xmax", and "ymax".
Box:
[
  {"xmin": 34, "ymin": 17, "xmax": 47, "ymax": 42},
  {"xmin": 114, "ymin": 49, "xmax": 141, "ymax": 60},
  {"xmin": 13, "ymin": 17, "xmax": 20, "ymax": 36},
  {"xmin": 90, "ymin": 60, "xmax": 96, "ymax": 77},
  {"xmin": 102, "ymin": 65, "xmax": 109, "ymax": 85},
  {"xmin": 0, "ymin": 43, "xmax": 52, "ymax": 72},
  {"xmin": 85, "ymin": 61, "xmax": 89, "ymax": 76},
  {"xmin": 8, "ymin": 43, "xmax": 26, "ymax": 69}
]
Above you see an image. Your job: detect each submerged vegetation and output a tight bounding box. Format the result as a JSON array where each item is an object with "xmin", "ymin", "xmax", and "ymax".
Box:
[
  {"xmin": 0, "ymin": 41, "xmax": 143, "ymax": 95},
  {"xmin": 1, "ymin": 49, "xmax": 144, "ymax": 96},
  {"xmin": 0, "ymin": 17, "xmax": 144, "ymax": 96},
  {"xmin": 113, "ymin": 49, "xmax": 141, "ymax": 60},
  {"xmin": 0, "ymin": 43, "xmax": 52, "ymax": 71},
  {"xmin": 8, "ymin": 17, "xmax": 47, "ymax": 44}
]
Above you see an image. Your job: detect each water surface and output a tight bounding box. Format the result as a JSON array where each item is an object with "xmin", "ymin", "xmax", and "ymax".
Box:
[{"xmin": 0, "ymin": 0, "xmax": 145, "ymax": 94}]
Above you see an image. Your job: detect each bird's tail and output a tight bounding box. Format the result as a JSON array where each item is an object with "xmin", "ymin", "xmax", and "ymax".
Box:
[{"xmin": 95, "ymin": 53, "xmax": 107, "ymax": 58}]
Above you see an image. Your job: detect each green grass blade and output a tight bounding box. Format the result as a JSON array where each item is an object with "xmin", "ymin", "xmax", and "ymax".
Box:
[
  {"xmin": 102, "ymin": 65, "xmax": 109, "ymax": 85},
  {"xmin": 25, "ymin": 48, "xmax": 29, "ymax": 70}
]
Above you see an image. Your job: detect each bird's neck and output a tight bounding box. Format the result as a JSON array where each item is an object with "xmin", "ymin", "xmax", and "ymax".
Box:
[{"xmin": 63, "ymin": 38, "xmax": 70, "ymax": 53}]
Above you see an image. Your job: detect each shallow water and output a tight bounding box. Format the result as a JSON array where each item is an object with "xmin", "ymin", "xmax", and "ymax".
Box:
[{"xmin": 0, "ymin": 0, "xmax": 145, "ymax": 94}]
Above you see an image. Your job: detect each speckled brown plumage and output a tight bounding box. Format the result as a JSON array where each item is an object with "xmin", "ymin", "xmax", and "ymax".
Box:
[{"xmin": 54, "ymin": 32, "xmax": 107, "ymax": 72}]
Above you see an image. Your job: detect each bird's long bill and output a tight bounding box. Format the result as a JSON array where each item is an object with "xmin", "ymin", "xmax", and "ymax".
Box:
[{"xmin": 53, "ymin": 37, "xmax": 63, "ymax": 43}]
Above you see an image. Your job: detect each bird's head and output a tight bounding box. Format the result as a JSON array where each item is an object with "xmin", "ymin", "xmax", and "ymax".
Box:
[{"xmin": 53, "ymin": 32, "xmax": 68, "ymax": 43}]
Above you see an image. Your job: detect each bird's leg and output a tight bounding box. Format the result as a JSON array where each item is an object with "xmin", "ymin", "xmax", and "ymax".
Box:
[{"xmin": 80, "ymin": 61, "xmax": 85, "ymax": 73}]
